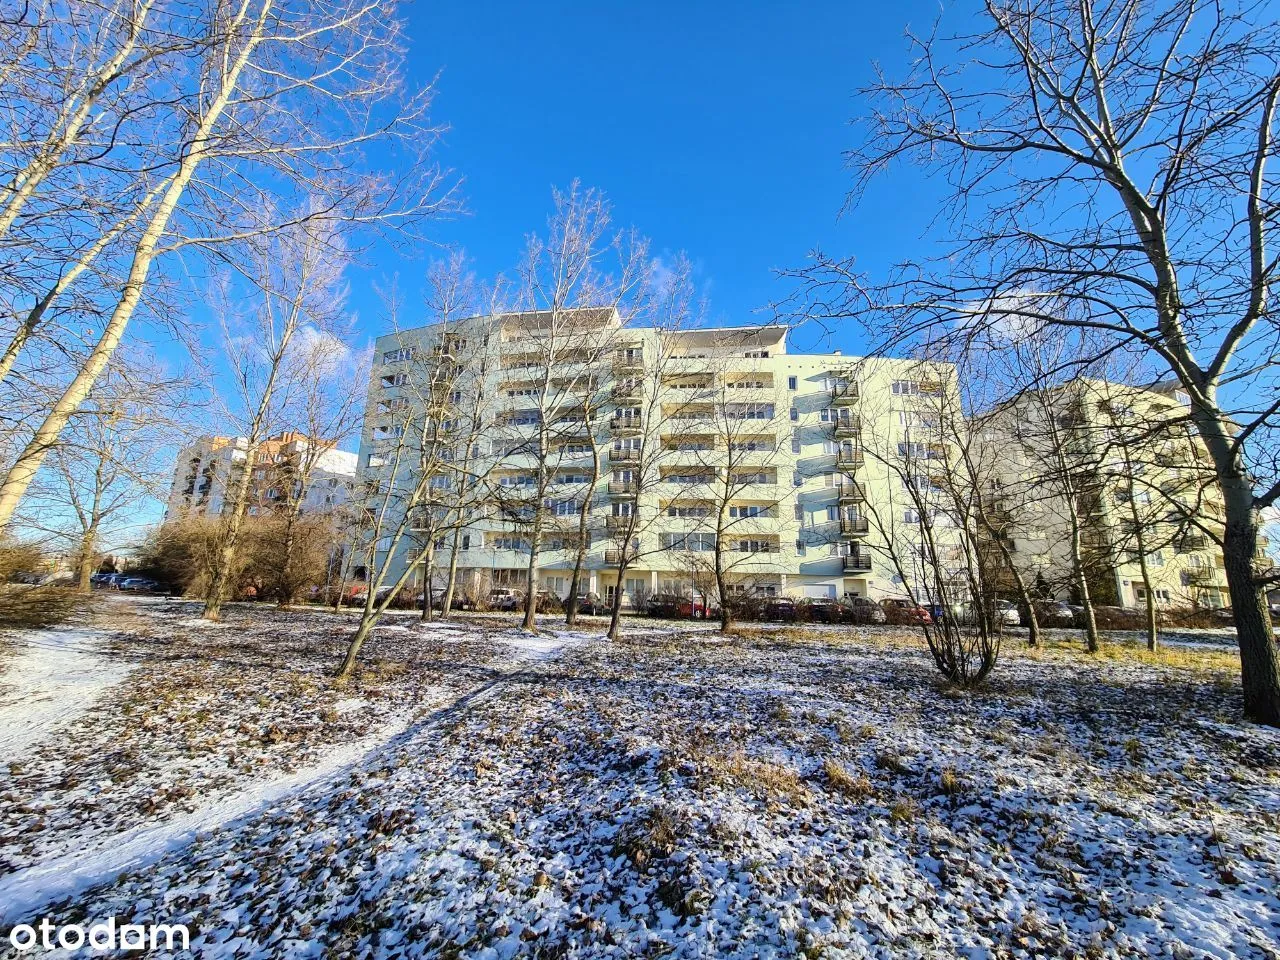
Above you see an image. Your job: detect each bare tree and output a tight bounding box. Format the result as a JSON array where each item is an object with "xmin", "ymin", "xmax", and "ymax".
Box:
[
  {"xmin": 19, "ymin": 356, "xmax": 182, "ymax": 591},
  {"xmin": 337, "ymin": 293, "xmax": 493, "ymax": 678},
  {"xmin": 200, "ymin": 222, "xmax": 348, "ymax": 621},
  {"xmin": 595, "ymin": 260, "xmax": 708, "ymax": 640},
  {"xmin": 685, "ymin": 365, "xmax": 792, "ymax": 631},
  {"xmin": 0, "ymin": 0, "xmax": 452, "ymax": 530},
  {"xmin": 859, "ymin": 361, "xmax": 1001, "ymax": 686},
  {"xmin": 499, "ymin": 184, "xmax": 649, "ymax": 631},
  {"xmin": 787, "ymin": 0, "xmax": 1280, "ymax": 722}
]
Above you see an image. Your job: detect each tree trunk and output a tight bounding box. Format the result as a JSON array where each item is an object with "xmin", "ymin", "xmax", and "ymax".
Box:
[
  {"xmin": 521, "ymin": 521, "xmax": 541, "ymax": 631},
  {"xmin": 203, "ymin": 462, "xmax": 255, "ymax": 623},
  {"xmin": 75, "ymin": 524, "xmax": 99, "ymax": 594},
  {"xmin": 419, "ymin": 543, "xmax": 436, "ymax": 622},
  {"xmin": 1221, "ymin": 488, "xmax": 1280, "ymax": 725},
  {"xmin": 337, "ymin": 614, "xmax": 375, "ymax": 681},
  {"xmin": 441, "ymin": 526, "xmax": 462, "ymax": 619}
]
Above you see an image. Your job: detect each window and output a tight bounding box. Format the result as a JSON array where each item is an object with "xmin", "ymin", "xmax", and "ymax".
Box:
[
  {"xmin": 794, "ymin": 504, "xmax": 804, "ymax": 521},
  {"xmin": 796, "ymin": 540, "xmax": 806, "ymax": 555},
  {"xmin": 745, "ymin": 350, "xmax": 770, "ymax": 358},
  {"xmin": 493, "ymin": 536, "xmax": 530, "ymax": 551},
  {"xmin": 547, "ymin": 499, "xmax": 579, "ymax": 517},
  {"xmin": 382, "ymin": 347, "xmax": 414, "ymax": 363},
  {"xmin": 730, "ymin": 505, "xmax": 766, "ymax": 518},
  {"xmin": 381, "ymin": 373, "xmax": 409, "ymax": 387},
  {"xmin": 661, "ymin": 532, "xmax": 716, "ymax": 552},
  {"xmin": 904, "ymin": 508, "xmax": 922, "ymax": 524},
  {"xmin": 788, "ymin": 376, "xmax": 798, "ymax": 390},
  {"xmin": 892, "ymin": 380, "xmax": 921, "ymax": 396},
  {"xmin": 790, "ymin": 408, "xmax": 799, "ymax": 422},
  {"xmin": 791, "ymin": 435, "xmax": 801, "ymax": 454},
  {"xmin": 461, "ymin": 534, "xmax": 475, "ymax": 550},
  {"xmin": 736, "ymin": 539, "xmax": 773, "ymax": 553},
  {"xmin": 667, "ymin": 505, "xmax": 710, "ymax": 518}
]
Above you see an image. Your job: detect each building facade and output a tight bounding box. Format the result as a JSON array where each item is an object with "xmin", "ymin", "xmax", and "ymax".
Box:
[
  {"xmin": 977, "ymin": 379, "xmax": 1232, "ymax": 610},
  {"xmin": 358, "ymin": 309, "xmax": 963, "ymax": 608},
  {"xmin": 166, "ymin": 432, "xmax": 357, "ymax": 522}
]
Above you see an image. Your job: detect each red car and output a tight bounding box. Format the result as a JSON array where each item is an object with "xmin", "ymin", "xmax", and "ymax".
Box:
[{"xmin": 879, "ymin": 598, "xmax": 933, "ymax": 625}]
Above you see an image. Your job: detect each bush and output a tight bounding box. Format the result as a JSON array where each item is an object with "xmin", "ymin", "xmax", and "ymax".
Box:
[{"xmin": 0, "ymin": 585, "xmax": 86, "ymax": 628}]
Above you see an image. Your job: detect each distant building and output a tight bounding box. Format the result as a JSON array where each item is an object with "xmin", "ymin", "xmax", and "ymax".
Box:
[
  {"xmin": 165, "ymin": 432, "xmax": 357, "ymax": 522},
  {"xmin": 978, "ymin": 379, "xmax": 1236, "ymax": 610}
]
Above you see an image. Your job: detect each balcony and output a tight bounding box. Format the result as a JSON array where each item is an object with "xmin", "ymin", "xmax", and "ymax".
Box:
[
  {"xmin": 830, "ymin": 381, "xmax": 860, "ymax": 405},
  {"xmin": 837, "ymin": 481, "xmax": 867, "ymax": 503},
  {"xmin": 604, "ymin": 549, "xmax": 622, "ymax": 564},
  {"xmin": 834, "ymin": 445, "xmax": 865, "ymax": 470},
  {"xmin": 608, "ymin": 481, "xmax": 637, "ymax": 497},
  {"xmin": 609, "ymin": 415, "xmax": 643, "ymax": 435},
  {"xmin": 611, "ymin": 384, "xmax": 642, "ymax": 403},
  {"xmin": 831, "ymin": 415, "xmax": 861, "ymax": 439},
  {"xmin": 842, "ymin": 550, "xmax": 873, "ymax": 573},
  {"xmin": 610, "ymin": 447, "xmax": 640, "ymax": 463},
  {"xmin": 1177, "ymin": 533, "xmax": 1209, "ymax": 552},
  {"xmin": 604, "ymin": 515, "xmax": 634, "ymax": 533},
  {"xmin": 614, "ymin": 350, "xmax": 644, "ymax": 373},
  {"xmin": 839, "ymin": 514, "xmax": 870, "ymax": 537}
]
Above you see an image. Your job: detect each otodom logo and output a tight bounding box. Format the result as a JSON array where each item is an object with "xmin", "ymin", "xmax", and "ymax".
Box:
[{"xmin": 8, "ymin": 917, "xmax": 190, "ymax": 953}]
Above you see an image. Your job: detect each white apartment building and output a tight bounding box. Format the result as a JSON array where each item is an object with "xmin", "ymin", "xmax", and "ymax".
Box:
[
  {"xmin": 166, "ymin": 432, "xmax": 357, "ymax": 522},
  {"xmin": 358, "ymin": 308, "xmax": 961, "ymax": 609}
]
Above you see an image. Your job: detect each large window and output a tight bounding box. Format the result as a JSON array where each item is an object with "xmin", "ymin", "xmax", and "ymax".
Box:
[{"xmin": 661, "ymin": 532, "xmax": 716, "ymax": 552}]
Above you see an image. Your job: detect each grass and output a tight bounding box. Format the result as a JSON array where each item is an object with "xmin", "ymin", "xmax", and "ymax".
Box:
[{"xmin": 822, "ymin": 758, "xmax": 874, "ymax": 799}]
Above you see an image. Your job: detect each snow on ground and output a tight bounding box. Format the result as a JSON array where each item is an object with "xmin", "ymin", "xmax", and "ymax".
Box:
[
  {"xmin": 2, "ymin": 604, "xmax": 1279, "ymax": 958},
  {"xmin": 0, "ymin": 629, "xmax": 130, "ymax": 768}
]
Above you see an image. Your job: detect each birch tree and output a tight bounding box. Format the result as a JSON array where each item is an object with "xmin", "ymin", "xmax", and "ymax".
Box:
[{"xmin": 0, "ymin": 0, "xmax": 450, "ymax": 530}]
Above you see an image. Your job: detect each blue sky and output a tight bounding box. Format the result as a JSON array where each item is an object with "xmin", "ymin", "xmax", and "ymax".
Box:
[{"xmin": 351, "ymin": 0, "xmax": 949, "ymax": 354}]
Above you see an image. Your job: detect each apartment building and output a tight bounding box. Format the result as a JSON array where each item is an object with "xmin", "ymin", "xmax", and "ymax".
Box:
[
  {"xmin": 165, "ymin": 432, "xmax": 357, "ymax": 522},
  {"xmin": 977, "ymin": 378, "xmax": 1231, "ymax": 609},
  {"xmin": 357, "ymin": 308, "xmax": 962, "ymax": 608}
]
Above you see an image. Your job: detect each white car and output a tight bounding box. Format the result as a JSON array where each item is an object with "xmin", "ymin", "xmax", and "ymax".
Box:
[{"xmin": 993, "ymin": 599, "xmax": 1021, "ymax": 627}]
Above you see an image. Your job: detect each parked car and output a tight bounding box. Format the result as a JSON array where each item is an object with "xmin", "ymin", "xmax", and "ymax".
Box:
[
  {"xmin": 487, "ymin": 588, "xmax": 521, "ymax": 611},
  {"xmin": 646, "ymin": 593, "xmax": 684, "ymax": 618},
  {"xmin": 797, "ymin": 597, "xmax": 844, "ymax": 623},
  {"xmin": 992, "ymin": 599, "xmax": 1021, "ymax": 627},
  {"xmin": 842, "ymin": 595, "xmax": 887, "ymax": 624},
  {"xmin": 570, "ymin": 592, "xmax": 604, "ymax": 615},
  {"xmin": 1037, "ymin": 601, "xmax": 1076, "ymax": 626},
  {"xmin": 89, "ymin": 573, "xmax": 114, "ymax": 587},
  {"xmin": 118, "ymin": 577, "xmax": 160, "ymax": 592},
  {"xmin": 880, "ymin": 598, "xmax": 932, "ymax": 625},
  {"xmin": 645, "ymin": 593, "xmax": 715, "ymax": 619},
  {"xmin": 761, "ymin": 596, "xmax": 797, "ymax": 622}
]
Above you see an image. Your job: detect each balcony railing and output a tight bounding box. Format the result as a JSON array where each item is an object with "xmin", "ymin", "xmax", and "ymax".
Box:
[
  {"xmin": 830, "ymin": 381, "xmax": 860, "ymax": 405},
  {"xmin": 831, "ymin": 416, "xmax": 861, "ymax": 439},
  {"xmin": 610, "ymin": 447, "xmax": 640, "ymax": 463},
  {"xmin": 839, "ymin": 514, "xmax": 870, "ymax": 537},
  {"xmin": 604, "ymin": 515, "xmax": 634, "ymax": 532},
  {"xmin": 604, "ymin": 549, "xmax": 622, "ymax": 564},
  {"xmin": 1177, "ymin": 534, "xmax": 1209, "ymax": 552},
  {"xmin": 735, "ymin": 544, "xmax": 781, "ymax": 554},
  {"xmin": 842, "ymin": 551, "xmax": 873, "ymax": 573},
  {"xmin": 609, "ymin": 415, "xmax": 643, "ymax": 434},
  {"xmin": 614, "ymin": 350, "xmax": 643, "ymax": 372},
  {"xmin": 835, "ymin": 446, "xmax": 865, "ymax": 469},
  {"xmin": 837, "ymin": 481, "xmax": 867, "ymax": 503},
  {"xmin": 607, "ymin": 481, "xmax": 637, "ymax": 496},
  {"xmin": 611, "ymin": 384, "xmax": 642, "ymax": 402}
]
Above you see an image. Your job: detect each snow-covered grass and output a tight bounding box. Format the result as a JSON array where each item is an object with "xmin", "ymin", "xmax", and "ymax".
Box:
[{"xmin": 2, "ymin": 601, "xmax": 1278, "ymax": 958}]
